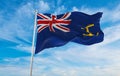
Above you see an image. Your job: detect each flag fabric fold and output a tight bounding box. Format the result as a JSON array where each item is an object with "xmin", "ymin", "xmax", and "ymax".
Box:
[{"xmin": 35, "ymin": 11, "xmax": 104, "ymax": 54}]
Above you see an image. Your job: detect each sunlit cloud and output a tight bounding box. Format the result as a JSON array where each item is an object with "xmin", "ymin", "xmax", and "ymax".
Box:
[
  {"xmin": 37, "ymin": 0, "xmax": 50, "ymax": 12},
  {"xmin": 54, "ymin": 5, "xmax": 66, "ymax": 14},
  {"xmin": 1, "ymin": 42, "xmax": 120, "ymax": 76}
]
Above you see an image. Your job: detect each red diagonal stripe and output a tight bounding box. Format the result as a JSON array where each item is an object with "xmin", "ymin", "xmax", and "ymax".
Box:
[
  {"xmin": 60, "ymin": 13, "xmax": 69, "ymax": 19},
  {"xmin": 38, "ymin": 25, "xmax": 48, "ymax": 32},
  {"xmin": 37, "ymin": 14, "xmax": 49, "ymax": 19}
]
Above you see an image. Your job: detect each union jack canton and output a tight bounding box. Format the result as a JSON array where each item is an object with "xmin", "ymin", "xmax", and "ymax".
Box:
[{"xmin": 37, "ymin": 13, "xmax": 71, "ymax": 32}]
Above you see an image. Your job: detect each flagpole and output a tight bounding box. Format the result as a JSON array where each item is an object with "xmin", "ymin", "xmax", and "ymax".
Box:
[{"xmin": 30, "ymin": 10, "xmax": 37, "ymax": 76}]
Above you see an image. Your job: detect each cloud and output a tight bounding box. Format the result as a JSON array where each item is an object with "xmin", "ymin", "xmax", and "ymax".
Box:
[
  {"xmin": 72, "ymin": 7, "xmax": 79, "ymax": 11},
  {"xmin": 102, "ymin": 5, "xmax": 120, "ymax": 23},
  {"xmin": 0, "ymin": 2, "xmax": 34, "ymax": 44},
  {"xmin": 54, "ymin": 5, "xmax": 66, "ymax": 14},
  {"xmin": 30, "ymin": 41, "xmax": 120, "ymax": 76},
  {"xmin": 0, "ymin": 64, "xmax": 119, "ymax": 76},
  {"xmin": 1, "ymin": 42, "xmax": 120, "ymax": 76},
  {"xmin": 11, "ymin": 44, "xmax": 32, "ymax": 53},
  {"xmin": 0, "ymin": 66, "xmax": 29, "ymax": 76},
  {"xmin": 0, "ymin": 0, "xmax": 50, "ymax": 52},
  {"xmin": 37, "ymin": 1, "xmax": 50, "ymax": 12},
  {"xmin": 0, "ymin": 0, "xmax": 50, "ymax": 43},
  {"xmin": 0, "ymin": 57, "xmax": 29, "ymax": 76},
  {"xmin": 100, "ymin": 24, "xmax": 120, "ymax": 45}
]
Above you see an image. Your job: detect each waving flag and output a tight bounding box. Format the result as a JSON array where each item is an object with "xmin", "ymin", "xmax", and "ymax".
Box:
[{"xmin": 35, "ymin": 11, "xmax": 104, "ymax": 54}]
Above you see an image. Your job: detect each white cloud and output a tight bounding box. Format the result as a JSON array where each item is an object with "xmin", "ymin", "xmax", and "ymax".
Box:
[
  {"xmin": 0, "ymin": 65, "xmax": 120, "ymax": 76},
  {"xmin": 37, "ymin": 1, "xmax": 50, "ymax": 12},
  {"xmin": 102, "ymin": 5, "xmax": 120, "ymax": 22},
  {"xmin": 0, "ymin": 66, "xmax": 29, "ymax": 76},
  {"xmin": 0, "ymin": 0, "xmax": 51, "ymax": 52},
  {"xmin": 0, "ymin": 2, "xmax": 34, "ymax": 44},
  {"xmin": 31, "ymin": 44, "xmax": 120, "ymax": 76},
  {"xmin": 54, "ymin": 5, "xmax": 66, "ymax": 14},
  {"xmin": 72, "ymin": 7, "xmax": 79, "ymax": 11},
  {"xmin": 1, "ymin": 45, "xmax": 120, "ymax": 76},
  {"xmin": 11, "ymin": 44, "xmax": 32, "ymax": 53},
  {"xmin": 101, "ymin": 24, "xmax": 120, "ymax": 45}
]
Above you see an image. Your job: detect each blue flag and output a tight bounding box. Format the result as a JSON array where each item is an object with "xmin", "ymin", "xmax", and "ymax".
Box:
[{"xmin": 35, "ymin": 11, "xmax": 104, "ymax": 54}]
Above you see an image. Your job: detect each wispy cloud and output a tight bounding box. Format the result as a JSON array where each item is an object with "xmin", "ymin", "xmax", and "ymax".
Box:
[
  {"xmin": 0, "ymin": 2, "xmax": 34, "ymax": 44},
  {"xmin": 0, "ymin": 66, "xmax": 28, "ymax": 76},
  {"xmin": 37, "ymin": 1, "xmax": 50, "ymax": 12},
  {"xmin": 100, "ymin": 24, "xmax": 120, "ymax": 45},
  {"xmin": 54, "ymin": 5, "xmax": 66, "ymax": 14},
  {"xmin": 0, "ymin": 0, "xmax": 51, "ymax": 43},
  {"xmin": 102, "ymin": 5, "xmax": 120, "ymax": 23},
  {"xmin": 0, "ymin": 0, "xmax": 51, "ymax": 52},
  {"xmin": 1, "ymin": 41, "xmax": 120, "ymax": 76}
]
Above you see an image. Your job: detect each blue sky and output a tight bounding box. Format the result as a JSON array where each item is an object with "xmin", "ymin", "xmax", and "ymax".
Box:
[{"xmin": 0, "ymin": 0, "xmax": 120, "ymax": 76}]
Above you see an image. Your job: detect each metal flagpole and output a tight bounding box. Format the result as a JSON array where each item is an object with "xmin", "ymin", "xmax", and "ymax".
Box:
[{"xmin": 30, "ymin": 10, "xmax": 37, "ymax": 76}]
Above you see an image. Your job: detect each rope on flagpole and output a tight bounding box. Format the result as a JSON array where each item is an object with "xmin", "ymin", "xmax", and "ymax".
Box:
[{"xmin": 30, "ymin": 10, "xmax": 37, "ymax": 76}]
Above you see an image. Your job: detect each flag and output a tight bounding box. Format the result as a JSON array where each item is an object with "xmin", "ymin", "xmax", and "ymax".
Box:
[{"xmin": 35, "ymin": 11, "xmax": 104, "ymax": 54}]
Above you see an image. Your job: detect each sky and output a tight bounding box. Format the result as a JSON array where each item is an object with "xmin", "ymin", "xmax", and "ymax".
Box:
[{"xmin": 0, "ymin": 0, "xmax": 120, "ymax": 76}]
